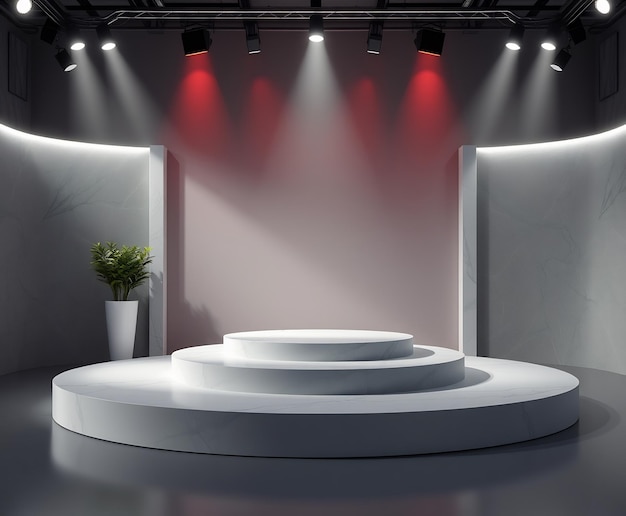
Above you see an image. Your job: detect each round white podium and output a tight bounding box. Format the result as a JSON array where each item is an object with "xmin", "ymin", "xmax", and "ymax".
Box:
[{"xmin": 52, "ymin": 330, "xmax": 579, "ymax": 457}]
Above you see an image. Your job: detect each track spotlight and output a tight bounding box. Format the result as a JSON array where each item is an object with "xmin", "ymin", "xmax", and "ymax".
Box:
[
  {"xmin": 309, "ymin": 15, "xmax": 324, "ymax": 42},
  {"xmin": 505, "ymin": 23, "xmax": 524, "ymax": 51},
  {"xmin": 55, "ymin": 49, "xmax": 77, "ymax": 72},
  {"xmin": 414, "ymin": 28, "xmax": 445, "ymax": 56},
  {"xmin": 40, "ymin": 18, "xmax": 60, "ymax": 45},
  {"xmin": 541, "ymin": 24, "xmax": 560, "ymax": 51},
  {"xmin": 245, "ymin": 21, "xmax": 261, "ymax": 54},
  {"xmin": 181, "ymin": 28, "xmax": 212, "ymax": 56},
  {"xmin": 97, "ymin": 24, "xmax": 116, "ymax": 51},
  {"xmin": 595, "ymin": 0, "xmax": 611, "ymax": 14},
  {"xmin": 66, "ymin": 26, "xmax": 85, "ymax": 51},
  {"xmin": 567, "ymin": 18, "xmax": 586, "ymax": 45},
  {"xmin": 550, "ymin": 48, "xmax": 571, "ymax": 72},
  {"xmin": 367, "ymin": 21, "xmax": 383, "ymax": 54},
  {"xmin": 15, "ymin": 0, "xmax": 31, "ymax": 14}
]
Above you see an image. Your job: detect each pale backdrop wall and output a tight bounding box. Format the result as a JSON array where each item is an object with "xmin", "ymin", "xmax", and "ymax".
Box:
[{"xmin": 24, "ymin": 27, "xmax": 598, "ymax": 356}]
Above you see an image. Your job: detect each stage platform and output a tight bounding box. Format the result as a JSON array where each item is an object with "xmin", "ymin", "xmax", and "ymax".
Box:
[{"xmin": 52, "ymin": 330, "xmax": 579, "ymax": 457}]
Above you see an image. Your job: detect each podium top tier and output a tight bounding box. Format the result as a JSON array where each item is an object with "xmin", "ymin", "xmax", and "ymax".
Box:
[{"xmin": 223, "ymin": 329, "xmax": 414, "ymax": 362}]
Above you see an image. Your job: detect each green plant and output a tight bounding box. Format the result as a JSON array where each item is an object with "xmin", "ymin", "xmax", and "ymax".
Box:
[{"xmin": 90, "ymin": 242, "xmax": 153, "ymax": 301}]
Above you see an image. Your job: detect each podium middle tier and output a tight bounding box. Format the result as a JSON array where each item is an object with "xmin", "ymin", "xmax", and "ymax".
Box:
[{"xmin": 171, "ymin": 345, "xmax": 465, "ymax": 395}]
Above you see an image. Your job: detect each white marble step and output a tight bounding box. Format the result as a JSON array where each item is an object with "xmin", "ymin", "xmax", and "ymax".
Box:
[
  {"xmin": 172, "ymin": 345, "xmax": 465, "ymax": 394},
  {"xmin": 223, "ymin": 329, "xmax": 414, "ymax": 362},
  {"xmin": 52, "ymin": 356, "xmax": 579, "ymax": 457}
]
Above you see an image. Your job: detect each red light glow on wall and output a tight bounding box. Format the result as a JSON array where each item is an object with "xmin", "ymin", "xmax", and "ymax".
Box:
[
  {"xmin": 167, "ymin": 54, "xmax": 232, "ymax": 159},
  {"xmin": 240, "ymin": 77, "xmax": 285, "ymax": 170},
  {"xmin": 347, "ymin": 77, "xmax": 384, "ymax": 162},
  {"xmin": 395, "ymin": 53, "xmax": 461, "ymax": 168}
]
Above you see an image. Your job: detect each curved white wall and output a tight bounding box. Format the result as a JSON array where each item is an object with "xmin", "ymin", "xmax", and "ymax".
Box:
[
  {"xmin": 473, "ymin": 124, "xmax": 626, "ymax": 374},
  {"xmin": 0, "ymin": 124, "xmax": 157, "ymax": 375}
]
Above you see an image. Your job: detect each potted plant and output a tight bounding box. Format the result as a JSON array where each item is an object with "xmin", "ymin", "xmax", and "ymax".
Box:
[{"xmin": 90, "ymin": 242, "xmax": 153, "ymax": 360}]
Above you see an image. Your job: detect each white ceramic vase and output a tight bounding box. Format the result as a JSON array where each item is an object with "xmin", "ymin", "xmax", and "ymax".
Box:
[{"xmin": 105, "ymin": 300, "xmax": 138, "ymax": 360}]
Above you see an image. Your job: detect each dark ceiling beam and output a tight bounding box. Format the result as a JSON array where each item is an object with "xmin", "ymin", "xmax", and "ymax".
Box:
[
  {"xmin": 526, "ymin": 0, "xmax": 550, "ymax": 18},
  {"xmin": 561, "ymin": 0, "xmax": 595, "ymax": 26},
  {"xmin": 465, "ymin": 0, "xmax": 499, "ymax": 28},
  {"xmin": 76, "ymin": 0, "xmax": 99, "ymax": 18},
  {"xmin": 35, "ymin": 0, "xmax": 69, "ymax": 25},
  {"xmin": 128, "ymin": 0, "xmax": 162, "ymax": 29}
]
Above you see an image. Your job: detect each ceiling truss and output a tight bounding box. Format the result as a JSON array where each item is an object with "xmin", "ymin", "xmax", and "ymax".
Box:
[{"xmin": 5, "ymin": 0, "xmax": 619, "ymax": 34}]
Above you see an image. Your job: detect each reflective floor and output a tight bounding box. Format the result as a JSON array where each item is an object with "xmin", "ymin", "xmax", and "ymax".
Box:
[{"xmin": 1, "ymin": 364, "xmax": 625, "ymax": 516}]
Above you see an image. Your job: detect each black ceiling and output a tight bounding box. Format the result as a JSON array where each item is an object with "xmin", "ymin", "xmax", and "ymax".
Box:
[{"xmin": 2, "ymin": 0, "xmax": 623, "ymax": 36}]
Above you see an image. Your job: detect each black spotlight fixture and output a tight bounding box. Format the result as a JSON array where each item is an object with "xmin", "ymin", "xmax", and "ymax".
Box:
[
  {"xmin": 567, "ymin": 18, "xmax": 586, "ymax": 46},
  {"xmin": 367, "ymin": 21, "xmax": 383, "ymax": 54},
  {"xmin": 414, "ymin": 28, "xmax": 445, "ymax": 56},
  {"xmin": 309, "ymin": 14, "xmax": 324, "ymax": 42},
  {"xmin": 505, "ymin": 23, "xmax": 525, "ymax": 51},
  {"xmin": 550, "ymin": 48, "xmax": 571, "ymax": 72},
  {"xmin": 66, "ymin": 26, "xmax": 86, "ymax": 51},
  {"xmin": 41, "ymin": 18, "xmax": 60, "ymax": 45},
  {"xmin": 245, "ymin": 21, "xmax": 261, "ymax": 54},
  {"xmin": 541, "ymin": 23, "xmax": 560, "ymax": 51},
  {"xmin": 181, "ymin": 28, "xmax": 212, "ymax": 56},
  {"xmin": 97, "ymin": 24, "xmax": 116, "ymax": 51},
  {"xmin": 55, "ymin": 48, "xmax": 77, "ymax": 72}
]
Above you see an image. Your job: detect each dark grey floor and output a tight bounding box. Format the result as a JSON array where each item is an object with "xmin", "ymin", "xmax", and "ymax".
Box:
[{"xmin": 1, "ymin": 364, "xmax": 625, "ymax": 516}]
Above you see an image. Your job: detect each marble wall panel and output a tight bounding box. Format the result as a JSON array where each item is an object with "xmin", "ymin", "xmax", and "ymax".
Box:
[
  {"xmin": 0, "ymin": 124, "xmax": 154, "ymax": 375},
  {"xmin": 459, "ymin": 146, "xmax": 477, "ymax": 356},
  {"xmin": 475, "ymin": 125, "xmax": 626, "ymax": 374},
  {"xmin": 149, "ymin": 146, "xmax": 166, "ymax": 356}
]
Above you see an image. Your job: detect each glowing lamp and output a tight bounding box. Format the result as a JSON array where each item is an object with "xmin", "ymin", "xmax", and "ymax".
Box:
[{"xmin": 309, "ymin": 15, "xmax": 324, "ymax": 43}]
